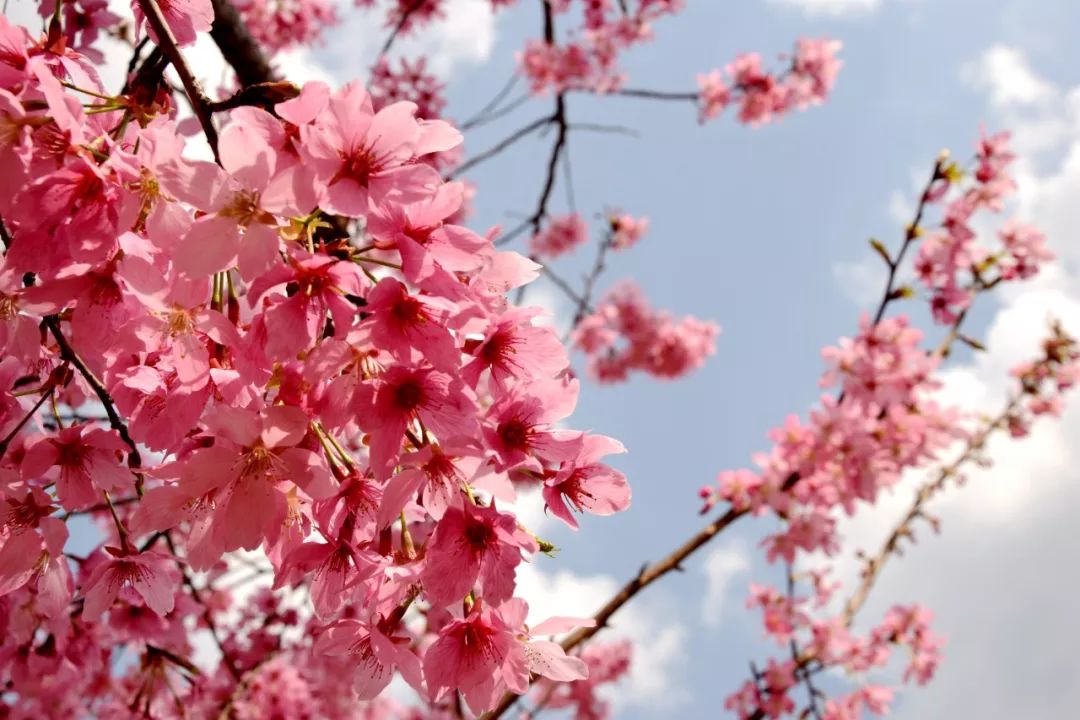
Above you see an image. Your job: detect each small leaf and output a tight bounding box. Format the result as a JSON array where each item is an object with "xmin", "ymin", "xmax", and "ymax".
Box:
[
  {"xmin": 869, "ymin": 238, "xmax": 892, "ymax": 265},
  {"xmin": 942, "ymin": 161, "xmax": 965, "ymax": 183},
  {"xmin": 959, "ymin": 334, "xmax": 987, "ymax": 351}
]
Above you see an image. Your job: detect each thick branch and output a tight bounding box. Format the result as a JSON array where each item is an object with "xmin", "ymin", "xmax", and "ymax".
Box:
[{"xmin": 208, "ymin": 0, "xmax": 275, "ymax": 86}]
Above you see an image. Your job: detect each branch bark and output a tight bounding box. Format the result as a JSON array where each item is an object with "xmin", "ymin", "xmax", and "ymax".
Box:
[{"xmin": 208, "ymin": 0, "xmax": 275, "ymax": 86}]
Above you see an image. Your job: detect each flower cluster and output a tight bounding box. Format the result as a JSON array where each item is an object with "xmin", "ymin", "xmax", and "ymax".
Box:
[
  {"xmin": 698, "ymin": 132, "xmax": 1075, "ymax": 718},
  {"xmin": 699, "ymin": 313, "xmax": 962, "ymax": 556},
  {"xmin": 530, "ymin": 212, "xmax": 589, "ymax": 258},
  {"xmin": 572, "ymin": 281, "xmax": 719, "ymax": 383},
  {"xmin": 608, "ymin": 212, "xmax": 649, "ymax": 251},
  {"xmin": 0, "ymin": 9, "xmax": 637, "ymax": 714},
  {"xmin": 1008, "ymin": 321, "xmax": 1080, "ymax": 435},
  {"xmin": 369, "ymin": 56, "xmax": 447, "ymax": 121},
  {"xmin": 915, "ymin": 132, "xmax": 1052, "ymax": 324},
  {"xmin": 518, "ymin": 0, "xmax": 684, "ymax": 94},
  {"xmin": 233, "ymin": 0, "xmax": 340, "ymax": 52},
  {"xmin": 718, "ymin": 320, "xmax": 1080, "ymax": 719},
  {"xmin": 726, "ymin": 586, "xmax": 940, "ymax": 720},
  {"xmin": 697, "ymin": 38, "xmax": 843, "ymax": 125}
]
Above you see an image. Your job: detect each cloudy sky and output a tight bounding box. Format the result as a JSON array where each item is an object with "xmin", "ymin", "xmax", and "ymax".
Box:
[{"xmin": 12, "ymin": 0, "xmax": 1080, "ymax": 716}]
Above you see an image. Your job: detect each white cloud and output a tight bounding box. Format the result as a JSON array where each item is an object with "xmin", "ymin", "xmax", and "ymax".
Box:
[
  {"xmin": 701, "ymin": 541, "xmax": 751, "ymax": 627},
  {"xmin": 515, "ymin": 563, "xmax": 689, "ymax": 712},
  {"xmin": 832, "ymin": 256, "xmax": 886, "ymax": 308},
  {"xmin": 309, "ymin": 0, "xmax": 497, "ymax": 81},
  {"xmin": 767, "ymin": 0, "xmax": 882, "ymax": 18},
  {"xmin": 961, "ymin": 44, "xmax": 1057, "ymax": 109}
]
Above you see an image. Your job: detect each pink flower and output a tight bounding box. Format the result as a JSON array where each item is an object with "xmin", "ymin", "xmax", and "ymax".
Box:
[
  {"xmin": 367, "ymin": 366, "xmax": 477, "ymax": 481},
  {"xmin": 145, "ymin": 405, "xmax": 333, "ymax": 564},
  {"xmin": 301, "ymin": 81, "xmax": 461, "ymax": 216},
  {"xmin": 609, "ymin": 213, "xmax": 649, "ymax": 250},
  {"xmin": 164, "ymin": 115, "xmax": 311, "ymax": 280},
  {"xmin": 483, "ymin": 377, "xmax": 584, "ymax": 473},
  {"xmin": 461, "ymin": 306, "xmax": 567, "ymax": 391},
  {"xmin": 423, "ymin": 598, "xmax": 588, "ymax": 714},
  {"xmin": 317, "ymin": 617, "xmax": 423, "ymax": 699},
  {"xmin": 788, "ymin": 37, "xmax": 843, "ymax": 108},
  {"xmin": 542, "ymin": 434, "xmax": 630, "ymax": 529},
  {"xmin": 81, "ymin": 548, "xmax": 176, "ymax": 620},
  {"xmin": 530, "ymin": 213, "xmax": 588, "ymax": 258},
  {"xmin": 248, "ymin": 249, "xmax": 365, "ymax": 360},
  {"xmin": 365, "ymin": 182, "xmax": 487, "ymax": 286},
  {"xmin": 376, "ymin": 442, "xmax": 483, "ymax": 527},
  {"xmin": 423, "ymin": 602, "xmax": 515, "ymax": 713},
  {"xmin": 697, "ymin": 69, "xmax": 731, "ymax": 122},
  {"xmin": 421, "ymin": 501, "xmax": 536, "ymax": 607},
  {"xmin": 21, "ymin": 426, "xmax": 133, "ymax": 511},
  {"xmin": 276, "ymin": 539, "xmax": 379, "ymax": 618},
  {"xmin": 360, "ymin": 278, "xmax": 460, "ymax": 371}
]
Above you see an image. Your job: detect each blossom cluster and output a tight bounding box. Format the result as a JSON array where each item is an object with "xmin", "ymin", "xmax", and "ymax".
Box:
[
  {"xmin": 914, "ymin": 131, "xmax": 1051, "ymax": 324},
  {"xmin": 725, "ymin": 583, "xmax": 940, "ymax": 720},
  {"xmin": 572, "ymin": 281, "xmax": 719, "ymax": 382},
  {"xmin": 697, "ymin": 37, "xmax": 843, "ymax": 125},
  {"xmin": 1008, "ymin": 321, "xmax": 1080, "ymax": 435},
  {"xmin": 700, "ymin": 313, "xmax": 963, "ymax": 555},
  {"xmin": 719, "ymin": 321, "xmax": 1080, "ymax": 720},
  {"xmin": 518, "ymin": 0, "xmax": 685, "ymax": 94},
  {"xmin": 696, "ymin": 131, "xmax": 1066, "ymax": 718},
  {"xmin": 233, "ymin": 0, "xmax": 340, "ymax": 52},
  {"xmin": 530, "ymin": 212, "xmax": 589, "ymax": 258},
  {"xmin": 369, "ymin": 56, "xmax": 447, "ymax": 121},
  {"xmin": 0, "ymin": 7, "xmax": 640, "ymax": 715}
]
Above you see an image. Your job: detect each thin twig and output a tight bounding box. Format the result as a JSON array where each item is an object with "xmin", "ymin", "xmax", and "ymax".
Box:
[
  {"xmin": 448, "ymin": 114, "xmax": 555, "ymax": 180},
  {"xmin": 43, "ymin": 317, "xmax": 145, "ymax": 495},
  {"xmin": 164, "ymin": 533, "xmax": 241, "ymax": 681},
  {"xmin": 135, "ymin": 0, "xmax": 219, "ymax": 160},
  {"xmin": 380, "ymin": 0, "xmax": 428, "ymax": 57},
  {"xmin": 609, "ymin": 87, "xmax": 699, "ymax": 102},
  {"xmin": 460, "ymin": 74, "xmax": 521, "ymax": 130}
]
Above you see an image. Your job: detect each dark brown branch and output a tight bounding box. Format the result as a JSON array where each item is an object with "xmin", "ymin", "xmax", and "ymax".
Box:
[
  {"xmin": 135, "ymin": 0, "xmax": 220, "ymax": 160},
  {"xmin": 610, "ymin": 87, "xmax": 699, "ymax": 102},
  {"xmin": 208, "ymin": 0, "xmax": 275, "ymax": 86},
  {"xmin": 43, "ymin": 318, "xmax": 144, "ymax": 491}
]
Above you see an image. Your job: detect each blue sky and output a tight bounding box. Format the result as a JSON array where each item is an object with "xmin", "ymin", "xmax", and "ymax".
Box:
[{"xmin": 14, "ymin": 0, "xmax": 1080, "ymax": 715}]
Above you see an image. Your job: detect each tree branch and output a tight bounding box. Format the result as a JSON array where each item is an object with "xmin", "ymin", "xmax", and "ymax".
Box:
[
  {"xmin": 208, "ymin": 0, "xmax": 275, "ymax": 87},
  {"xmin": 135, "ymin": 0, "xmax": 220, "ymax": 160}
]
